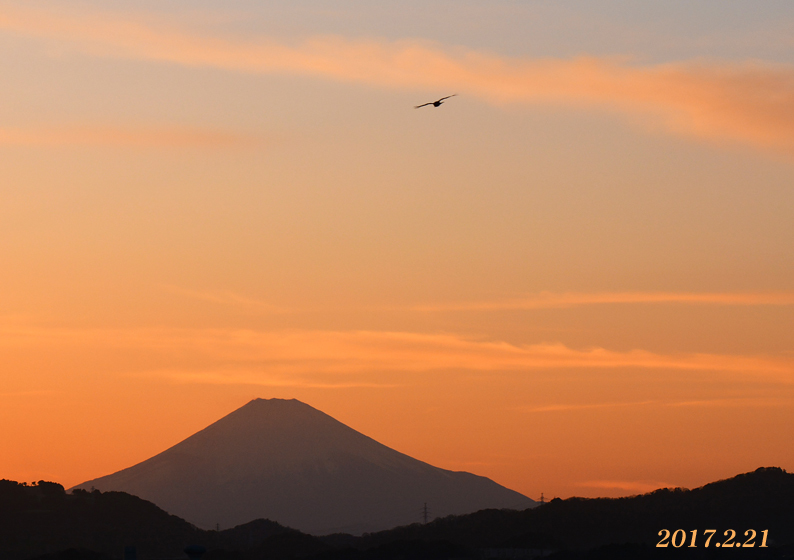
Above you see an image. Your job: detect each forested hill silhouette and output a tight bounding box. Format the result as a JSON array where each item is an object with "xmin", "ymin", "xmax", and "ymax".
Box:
[
  {"xmin": 0, "ymin": 480, "xmax": 293, "ymax": 560},
  {"xmin": 354, "ymin": 466, "xmax": 794, "ymax": 552},
  {"xmin": 4, "ymin": 468, "xmax": 794, "ymax": 560},
  {"xmin": 73, "ymin": 398, "xmax": 534, "ymax": 534}
]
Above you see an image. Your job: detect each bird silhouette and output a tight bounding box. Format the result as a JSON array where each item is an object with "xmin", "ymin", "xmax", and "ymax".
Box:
[{"xmin": 414, "ymin": 94, "xmax": 457, "ymax": 109}]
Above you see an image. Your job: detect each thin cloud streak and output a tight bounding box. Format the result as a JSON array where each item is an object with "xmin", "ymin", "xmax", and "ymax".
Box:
[
  {"xmin": 411, "ymin": 291, "xmax": 794, "ymax": 312},
  {"xmin": 526, "ymin": 397, "xmax": 792, "ymax": 413},
  {"xmin": 576, "ymin": 480, "xmax": 676, "ymax": 493},
  {"xmin": 666, "ymin": 397, "xmax": 793, "ymax": 408},
  {"xmin": 146, "ymin": 369, "xmax": 399, "ymax": 389},
  {"xmin": 163, "ymin": 288, "xmax": 794, "ymax": 314},
  {"xmin": 1, "ymin": 6, "xmax": 793, "ymax": 154},
  {"xmin": 161, "ymin": 285, "xmax": 288, "ymax": 313},
  {"xmin": 1, "ymin": 324, "xmax": 792, "ymax": 380},
  {"xmin": 0, "ymin": 125, "xmax": 257, "ymax": 148},
  {"xmin": 527, "ymin": 400, "xmax": 658, "ymax": 412}
]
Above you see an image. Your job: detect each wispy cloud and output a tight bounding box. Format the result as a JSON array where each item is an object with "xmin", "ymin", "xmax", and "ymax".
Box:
[
  {"xmin": 525, "ymin": 396, "xmax": 792, "ymax": 413},
  {"xmin": 410, "ymin": 291, "xmax": 794, "ymax": 312},
  {"xmin": 575, "ymin": 480, "xmax": 676, "ymax": 493},
  {"xmin": 144, "ymin": 369, "xmax": 399, "ymax": 389},
  {"xmin": 0, "ymin": 125, "xmax": 257, "ymax": 148},
  {"xmin": 665, "ymin": 397, "xmax": 793, "ymax": 408},
  {"xmin": 1, "ymin": 324, "xmax": 791, "ymax": 381},
  {"xmin": 161, "ymin": 288, "xmax": 794, "ymax": 315},
  {"xmin": 161, "ymin": 285, "xmax": 287, "ymax": 313},
  {"xmin": 1, "ymin": 5, "xmax": 793, "ymax": 154},
  {"xmin": 526, "ymin": 400, "xmax": 658, "ymax": 413}
]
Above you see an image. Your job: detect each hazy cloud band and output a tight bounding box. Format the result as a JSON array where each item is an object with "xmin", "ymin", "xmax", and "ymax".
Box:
[
  {"xmin": 164, "ymin": 287, "xmax": 794, "ymax": 314},
  {"xmin": 1, "ymin": 6, "xmax": 793, "ymax": 154},
  {"xmin": 0, "ymin": 126, "xmax": 256, "ymax": 148},
  {"xmin": 2, "ymin": 325, "xmax": 791, "ymax": 380},
  {"xmin": 412, "ymin": 291, "xmax": 794, "ymax": 311}
]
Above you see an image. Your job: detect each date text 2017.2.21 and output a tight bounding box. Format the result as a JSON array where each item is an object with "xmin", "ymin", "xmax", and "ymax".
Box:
[{"xmin": 657, "ymin": 529, "xmax": 769, "ymax": 548}]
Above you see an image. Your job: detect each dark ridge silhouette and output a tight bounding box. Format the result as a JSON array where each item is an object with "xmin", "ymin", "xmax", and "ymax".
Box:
[
  {"xmin": 0, "ymin": 481, "xmax": 201, "ymax": 560},
  {"xmin": 0, "ymin": 481, "xmax": 293, "ymax": 560},
  {"xmin": 213, "ymin": 519, "xmax": 295, "ymax": 549},
  {"xmin": 4, "ymin": 468, "xmax": 794, "ymax": 560},
  {"xmin": 353, "ymin": 467, "xmax": 794, "ymax": 554},
  {"xmin": 73, "ymin": 398, "xmax": 534, "ymax": 534},
  {"xmin": 242, "ymin": 531, "xmax": 330, "ymax": 559}
]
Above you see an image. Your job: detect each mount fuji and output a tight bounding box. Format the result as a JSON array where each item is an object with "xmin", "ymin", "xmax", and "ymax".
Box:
[{"xmin": 74, "ymin": 398, "xmax": 535, "ymax": 534}]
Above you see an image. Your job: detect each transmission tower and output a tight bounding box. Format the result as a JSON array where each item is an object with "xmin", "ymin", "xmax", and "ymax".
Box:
[{"xmin": 421, "ymin": 502, "xmax": 430, "ymax": 524}]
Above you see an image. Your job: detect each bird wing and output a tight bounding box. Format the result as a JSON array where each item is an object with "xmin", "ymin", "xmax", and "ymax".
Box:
[
  {"xmin": 436, "ymin": 94, "xmax": 457, "ymax": 102},
  {"xmin": 414, "ymin": 102, "xmax": 433, "ymax": 109}
]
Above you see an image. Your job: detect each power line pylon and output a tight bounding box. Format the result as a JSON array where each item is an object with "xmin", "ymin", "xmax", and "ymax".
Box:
[{"xmin": 421, "ymin": 502, "xmax": 430, "ymax": 524}]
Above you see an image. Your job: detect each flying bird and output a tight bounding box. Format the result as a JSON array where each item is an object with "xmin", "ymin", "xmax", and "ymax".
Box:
[{"xmin": 414, "ymin": 94, "xmax": 457, "ymax": 109}]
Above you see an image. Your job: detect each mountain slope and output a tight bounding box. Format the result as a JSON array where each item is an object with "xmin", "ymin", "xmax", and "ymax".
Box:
[{"xmin": 74, "ymin": 398, "xmax": 534, "ymax": 534}]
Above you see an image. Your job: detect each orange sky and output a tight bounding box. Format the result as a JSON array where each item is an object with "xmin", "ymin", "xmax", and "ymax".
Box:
[{"xmin": 1, "ymin": 0, "xmax": 793, "ymax": 503}]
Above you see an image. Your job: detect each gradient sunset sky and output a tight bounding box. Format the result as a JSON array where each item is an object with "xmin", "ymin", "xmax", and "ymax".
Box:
[{"xmin": 2, "ymin": 0, "xmax": 793, "ymax": 502}]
